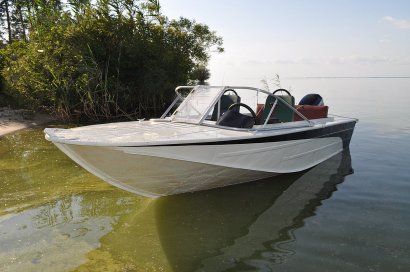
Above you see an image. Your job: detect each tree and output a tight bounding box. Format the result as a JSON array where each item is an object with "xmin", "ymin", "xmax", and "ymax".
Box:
[
  {"xmin": 0, "ymin": 0, "xmax": 12, "ymax": 43},
  {"xmin": 191, "ymin": 64, "xmax": 211, "ymax": 85},
  {"xmin": 0, "ymin": 0, "xmax": 32, "ymax": 43},
  {"xmin": 0, "ymin": 0, "xmax": 224, "ymax": 120}
]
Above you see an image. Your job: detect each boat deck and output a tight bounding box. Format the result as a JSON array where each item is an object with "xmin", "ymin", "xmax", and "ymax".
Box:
[{"xmin": 44, "ymin": 116, "xmax": 354, "ymax": 147}]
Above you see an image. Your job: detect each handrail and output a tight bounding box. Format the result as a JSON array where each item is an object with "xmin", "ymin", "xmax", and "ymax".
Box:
[
  {"xmin": 175, "ymin": 85, "xmax": 195, "ymax": 99},
  {"xmin": 160, "ymin": 86, "xmax": 195, "ymax": 119},
  {"xmin": 274, "ymin": 95, "xmax": 314, "ymax": 126},
  {"xmin": 206, "ymin": 86, "xmax": 314, "ymax": 127},
  {"xmin": 161, "ymin": 85, "xmax": 314, "ymax": 127},
  {"xmin": 199, "ymin": 86, "xmax": 230, "ymax": 124},
  {"xmin": 263, "ymin": 98, "xmax": 278, "ymax": 127},
  {"xmin": 160, "ymin": 96, "xmax": 180, "ymax": 119}
]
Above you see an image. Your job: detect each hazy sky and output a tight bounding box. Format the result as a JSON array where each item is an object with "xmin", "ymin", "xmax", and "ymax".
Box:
[{"xmin": 160, "ymin": 0, "xmax": 410, "ymax": 85}]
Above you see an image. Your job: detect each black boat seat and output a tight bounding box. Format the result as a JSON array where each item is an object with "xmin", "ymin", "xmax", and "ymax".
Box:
[
  {"xmin": 299, "ymin": 93, "xmax": 324, "ymax": 106},
  {"xmin": 216, "ymin": 103, "xmax": 256, "ymax": 129},
  {"xmin": 211, "ymin": 90, "xmax": 241, "ymax": 121}
]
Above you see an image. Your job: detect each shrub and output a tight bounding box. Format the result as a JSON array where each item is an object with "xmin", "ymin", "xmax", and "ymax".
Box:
[{"xmin": 0, "ymin": 0, "xmax": 223, "ymax": 120}]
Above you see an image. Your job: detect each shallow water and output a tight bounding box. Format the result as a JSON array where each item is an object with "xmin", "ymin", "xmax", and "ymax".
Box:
[{"xmin": 1, "ymin": 78, "xmax": 410, "ymax": 271}]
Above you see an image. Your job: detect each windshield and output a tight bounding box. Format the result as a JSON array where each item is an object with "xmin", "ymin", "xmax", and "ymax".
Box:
[{"xmin": 171, "ymin": 86, "xmax": 222, "ymax": 123}]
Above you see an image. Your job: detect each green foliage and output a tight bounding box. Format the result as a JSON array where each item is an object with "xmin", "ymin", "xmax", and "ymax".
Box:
[
  {"xmin": 190, "ymin": 64, "xmax": 211, "ymax": 85},
  {"xmin": 0, "ymin": 0, "xmax": 223, "ymax": 120}
]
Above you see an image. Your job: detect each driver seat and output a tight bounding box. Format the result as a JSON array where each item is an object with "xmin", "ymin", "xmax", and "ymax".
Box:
[
  {"xmin": 211, "ymin": 94, "xmax": 240, "ymax": 121},
  {"xmin": 216, "ymin": 104, "xmax": 255, "ymax": 129}
]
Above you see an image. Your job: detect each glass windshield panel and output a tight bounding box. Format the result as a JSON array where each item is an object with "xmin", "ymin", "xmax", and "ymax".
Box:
[{"xmin": 171, "ymin": 86, "xmax": 222, "ymax": 123}]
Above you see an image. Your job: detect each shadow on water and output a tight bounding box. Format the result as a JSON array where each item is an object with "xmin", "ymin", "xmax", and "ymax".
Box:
[{"xmin": 154, "ymin": 149, "xmax": 353, "ymax": 271}]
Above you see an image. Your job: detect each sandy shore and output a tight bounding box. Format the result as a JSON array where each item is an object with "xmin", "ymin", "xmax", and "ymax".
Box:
[{"xmin": 0, "ymin": 107, "xmax": 54, "ymax": 137}]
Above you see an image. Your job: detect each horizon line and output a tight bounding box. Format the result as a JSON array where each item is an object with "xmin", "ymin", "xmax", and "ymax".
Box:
[{"xmin": 285, "ymin": 76, "xmax": 410, "ymax": 79}]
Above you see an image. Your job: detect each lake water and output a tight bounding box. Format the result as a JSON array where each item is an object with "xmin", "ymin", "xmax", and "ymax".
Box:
[{"xmin": 1, "ymin": 78, "xmax": 410, "ymax": 271}]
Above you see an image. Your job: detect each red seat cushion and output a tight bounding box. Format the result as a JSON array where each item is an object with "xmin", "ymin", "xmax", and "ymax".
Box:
[
  {"xmin": 255, "ymin": 103, "xmax": 265, "ymax": 124},
  {"xmin": 294, "ymin": 105, "xmax": 328, "ymax": 121}
]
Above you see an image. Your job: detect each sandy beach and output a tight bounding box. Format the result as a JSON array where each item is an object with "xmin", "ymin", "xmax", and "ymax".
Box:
[{"xmin": 0, "ymin": 107, "xmax": 54, "ymax": 137}]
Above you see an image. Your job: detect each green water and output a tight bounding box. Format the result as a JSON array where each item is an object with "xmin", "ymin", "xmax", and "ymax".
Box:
[
  {"xmin": 0, "ymin": 127, "xmax": 354, "ymax": 271},
  {"xmin": 1, "ymin": 78, "xmax": 410, "ymax": 271},
  {"xmin": 0, "ymin": 128, "xmax": 150, "ymax": 271}
]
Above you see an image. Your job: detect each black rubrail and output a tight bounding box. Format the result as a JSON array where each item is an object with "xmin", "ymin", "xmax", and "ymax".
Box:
[{"xmin": 123, "ymin": 121, "xmax": 356, "ymax": 148}]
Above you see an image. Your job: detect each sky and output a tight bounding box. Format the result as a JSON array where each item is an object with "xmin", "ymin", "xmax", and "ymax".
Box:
[{"xmin": 160, "ymin": 0, "xmax": 410, "ymax": 85}]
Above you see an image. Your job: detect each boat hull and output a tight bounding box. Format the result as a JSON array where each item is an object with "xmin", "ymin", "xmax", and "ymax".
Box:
[
  {"xmin": 55, "ymin": 143, "xmax": 276, "ymax": 197},
  {"xmin": 47, "ymin": 118, "xmax": 356, "ymax": 197},
  {"xmin": 53, "ymin": 134, "xmax": 349, "ymax": 197}
]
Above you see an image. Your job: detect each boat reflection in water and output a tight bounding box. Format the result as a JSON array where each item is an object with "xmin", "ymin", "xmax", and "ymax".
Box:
[{"xmin": 154, "ymin": 149, "xmax": 353, "ymax": 271}]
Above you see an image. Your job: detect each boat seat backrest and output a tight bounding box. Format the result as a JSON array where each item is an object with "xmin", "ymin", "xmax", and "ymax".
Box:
[
  {"xmin": 211, "ymin": 94, "xmax": 241, "ymax": 121},
  {"xmin": 299, "ymin": 93, "xmax": 324, "ymax": 106},
  {"xmin": 262, "ymin": 95, "xmax": 295, "ymax": 123},
  {"xmin": 294, "ymin": 105, "xmax": 328, "ymax": 121},
  {"xmin": 255, "ymin": 103, "xmax": 265, "ymax": 124}
]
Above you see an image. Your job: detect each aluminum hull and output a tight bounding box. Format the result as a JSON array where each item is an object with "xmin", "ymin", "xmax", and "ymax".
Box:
[
  {"xmin": 55, "ymin": 143, "xmax": 275, "ymax": 197},
  {"xmin": 50, "ymin": 119, "xmax": 355, "ymax": 197}
]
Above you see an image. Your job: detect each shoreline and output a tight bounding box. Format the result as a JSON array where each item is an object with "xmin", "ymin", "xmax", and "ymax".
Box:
[{"xmin": 0, "ymin": 108, "xmax": 54, "ymax": 137}]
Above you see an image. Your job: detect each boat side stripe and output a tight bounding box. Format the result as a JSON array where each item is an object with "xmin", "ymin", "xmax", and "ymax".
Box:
[{"xmin": 121, "ymin": 121, "xmax": 356, "ymax": 148}]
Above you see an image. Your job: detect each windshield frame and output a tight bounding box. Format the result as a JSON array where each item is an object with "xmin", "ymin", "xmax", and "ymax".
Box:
[
  {"xmin": 162, "ymin": 85, "xmax": 314, "ymax": 130},
  {"xmin": 170, "ymin": 86, "xmax": 226, "ymax": 124}
]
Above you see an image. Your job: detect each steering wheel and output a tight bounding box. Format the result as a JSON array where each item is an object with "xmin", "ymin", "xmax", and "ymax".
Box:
[
  {"xmin": 223, "ymin": 89, "xmax": 238, "ymax": 96},
  {"xmin": 228, "ymin": 103, "xmax": 256, "ymax": 119},
  {"xmin": 272, "ymin": 88, "xmax": 291, "ymax": 96}
]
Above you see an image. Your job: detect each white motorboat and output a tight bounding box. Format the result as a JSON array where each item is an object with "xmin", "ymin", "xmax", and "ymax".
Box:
[{"xmin": 44, "ymin": 85, "xmax": 357, "ymax": 197}]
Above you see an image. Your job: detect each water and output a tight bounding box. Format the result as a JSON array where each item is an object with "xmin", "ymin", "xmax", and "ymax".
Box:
[{"xmin": 1, "ymin": 78, "xmax": 410, "ymax": 271}]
